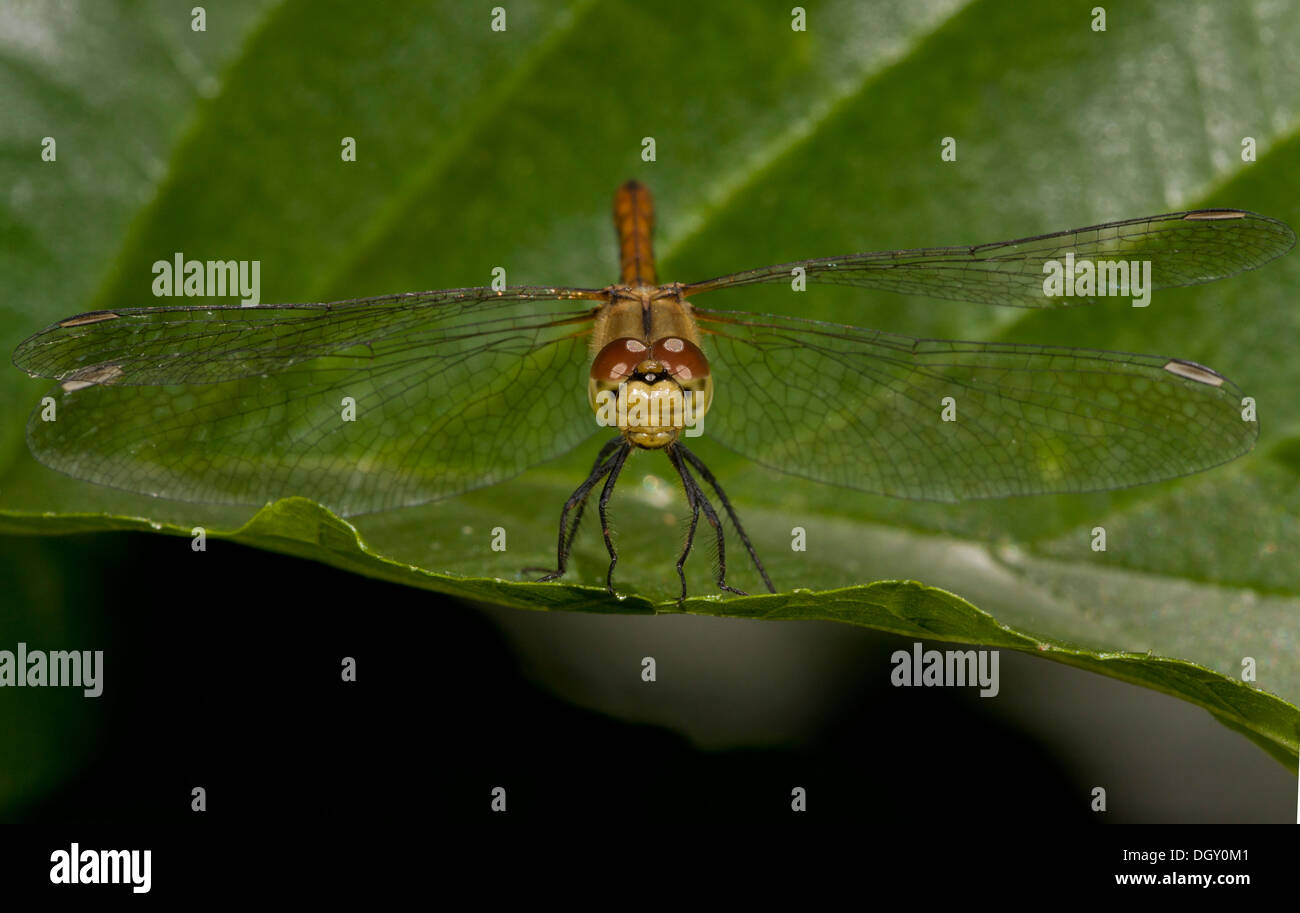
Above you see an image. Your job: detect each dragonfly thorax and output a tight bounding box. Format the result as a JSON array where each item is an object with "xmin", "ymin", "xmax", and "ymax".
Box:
[{"xmin": 588, "ymin": 336, "xmax": 713, "ymax": 449}]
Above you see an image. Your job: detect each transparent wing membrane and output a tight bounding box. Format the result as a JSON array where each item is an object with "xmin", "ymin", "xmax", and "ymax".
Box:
[
  {"xmin": 15, "ymin": 288, "xmax": 603, "ymax": 514},
  {"xmin": 680, "ymin": 210, "xmax": 1295, "ymax": 308},
  {"xmin": 11, "ymin": 207, "xmax": 1288, "ymax": 519},
  {"xmin": 693, "ymin": 309, "xmax": 1257, "ymax": 501}
]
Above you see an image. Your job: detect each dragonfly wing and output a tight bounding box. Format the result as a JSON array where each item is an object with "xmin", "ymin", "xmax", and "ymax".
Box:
[
  {"xmin": 681, "ymin": 210, "xmax": 1295, "ymax": 308},
  {"xmin": 15, "ymin": 287, "xmax": 604, "ymax": 515},
  {"xmin": 693, "ymin": 309, "xmax": 1257, "ymax": 501}
]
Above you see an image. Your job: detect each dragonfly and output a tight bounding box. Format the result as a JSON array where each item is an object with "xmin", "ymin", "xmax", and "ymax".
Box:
[{"xmin": 12, "ymin": 182, "xmax": 1294, "ymax": 601}]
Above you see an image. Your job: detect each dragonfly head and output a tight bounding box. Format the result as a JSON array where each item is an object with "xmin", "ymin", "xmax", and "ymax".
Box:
[{"xmin": 588, "ymin": 336, "xmax": 713, "ymax": 449}]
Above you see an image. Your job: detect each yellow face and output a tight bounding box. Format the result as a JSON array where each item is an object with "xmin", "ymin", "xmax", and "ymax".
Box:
[{"xmin": 588, "ymin": 336, "xmax": 713, "ymax": 448}]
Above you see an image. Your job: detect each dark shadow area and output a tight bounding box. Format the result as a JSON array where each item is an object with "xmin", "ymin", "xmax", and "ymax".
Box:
[{"xmin": 4, "ymin": 530, "xmax": 1086, "ymax": 823}]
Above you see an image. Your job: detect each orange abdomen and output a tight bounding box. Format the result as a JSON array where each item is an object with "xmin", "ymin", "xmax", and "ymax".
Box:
[{"xmin": 614, "ymin": 180, "xmax": 657, "ymax": 286}]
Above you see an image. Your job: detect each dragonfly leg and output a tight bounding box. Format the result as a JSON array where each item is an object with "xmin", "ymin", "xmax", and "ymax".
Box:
[
  {"xmin": 533, "ymin": 436, "xmax": 625, "ymax": 583},
  {"xmin": 670, "ymin": 445, "xmax": 747, "ymax": 597},
  {"xmin": 677, "ymin": 444, "xmax": 776, "ymax": 594},
  {"xmin": 693, "ymin": 474, "xmax": 749, "ymax": 597},
  {"xmin": 558, "ymin": 436, "xmax": 623, "ymax": 562},
  {"xmin": 665, "ymin": 445, "xmax": 702, "ymax": 604},
  {"xmin": 596, "ymin": 441, "xmax": 631, "ymax": 593}
]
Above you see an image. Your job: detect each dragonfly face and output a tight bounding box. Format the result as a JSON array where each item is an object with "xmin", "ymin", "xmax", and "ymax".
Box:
[
  {"xmin": 13, "ymin": 181, "xmax": 1295, "ymax": 602},
  {"xmin": 587, "ymin": 334, "xmax": 713, "ymax": 449}
]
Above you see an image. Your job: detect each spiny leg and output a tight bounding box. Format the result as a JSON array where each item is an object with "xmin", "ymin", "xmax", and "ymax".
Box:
[
  {"xmin": 677, "ymin": 443, "xmax": 776, "ymax": 593},
  {"xmin": 689, "ymin": 467, "xmax": 749, "ymax": 597},
  {"xmin": 670, "ymin": 445, "xmax": 747, "ymax": 597},
  {"xmin": 664, "ymin": 445, "xmax": 703, "ymax": 604},
  {"xmin": 596, "ymin": 441, "xmax": 632, "ymax": 592},
  {"xmin": 556, "ymin": 435, "xmax": 623, "ymax": 564},
  {"xmin": 533, "ymin": 436, "xmax": 625, "ymax": 582}
]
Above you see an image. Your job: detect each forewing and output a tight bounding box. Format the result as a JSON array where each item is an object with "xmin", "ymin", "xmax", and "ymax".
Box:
[
  {"xmin": 693, "ymin": 309, "xmax": 1257, "ymax": 501},
  {"xmin": 681, "ymin": 210, "xmax": 1295, "ymax": 308},
  {"xmin": 14, "ymin": 287, "xmax": 604, "ymax": 515}
]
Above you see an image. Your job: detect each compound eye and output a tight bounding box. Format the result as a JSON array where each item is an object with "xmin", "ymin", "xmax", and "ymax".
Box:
[
  {"xmin": 650, "ymin": 337, "xmax": 709, "ymax": 382},
  {"xmin": 590, "ymin": 337, "xmax": 648, "ymax": 383}
]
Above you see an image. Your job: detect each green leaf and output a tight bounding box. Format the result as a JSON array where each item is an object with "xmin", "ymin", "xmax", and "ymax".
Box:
[{"xmin": 3, "ymin": 0, "xmax": 1298, "ymax": 767}]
